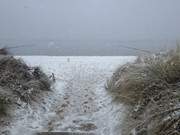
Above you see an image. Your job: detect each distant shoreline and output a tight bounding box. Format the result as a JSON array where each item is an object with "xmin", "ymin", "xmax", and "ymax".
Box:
[{"xmin": 0, "ymin": 39, "xmax": 177, "ymax": 56}]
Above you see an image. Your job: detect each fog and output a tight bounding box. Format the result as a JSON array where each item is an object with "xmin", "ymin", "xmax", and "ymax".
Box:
[{"xmin": 0, "ymin": 0, "xmax": 180, "ymax": 55}]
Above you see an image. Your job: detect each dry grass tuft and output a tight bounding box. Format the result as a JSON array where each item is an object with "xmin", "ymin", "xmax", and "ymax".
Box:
[
  {"xmin": 106, "ymin": 45, "xmax": 180, "ymax": 135},
  {"xmin": 0, "ymin": 55, "xmax": 51, "ymax": 116}
]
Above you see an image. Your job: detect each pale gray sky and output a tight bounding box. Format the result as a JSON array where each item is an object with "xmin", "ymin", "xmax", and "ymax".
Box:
[{"xmin": 0, "ymin": 0, "xmax": 180, "ymax": 40}]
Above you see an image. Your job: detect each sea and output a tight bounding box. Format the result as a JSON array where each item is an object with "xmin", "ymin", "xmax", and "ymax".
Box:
[{"xmin": 0, "ymin": 39, "xmax": 177, "ymax": 56}]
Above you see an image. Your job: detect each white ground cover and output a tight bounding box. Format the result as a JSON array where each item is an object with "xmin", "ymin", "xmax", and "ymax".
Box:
[{"xmin": 7, "ymin": 56, "xmax": 136, "ymax": 135}]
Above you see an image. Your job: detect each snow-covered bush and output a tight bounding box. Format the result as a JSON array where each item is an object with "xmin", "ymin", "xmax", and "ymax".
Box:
[
  {"xmin": 0, "ymin": 48, "xmax": 9, "ymax": 55},
  {"xmin": 0, "ymin": 55, "xmax": 51, "ymax": 114},
  {"xmin": 106, "ymin": 45, "xmax": 180, "ymax": 135}
]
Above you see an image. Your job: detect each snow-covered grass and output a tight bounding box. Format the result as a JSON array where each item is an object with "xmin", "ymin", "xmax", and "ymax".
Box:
[
  {"xmin": 7, "ymin": 56, "xmax": 136, "ymax": 135},
  {"xmin": 106, "ymin": 47, "xmax": 180, "ymax": 134}
]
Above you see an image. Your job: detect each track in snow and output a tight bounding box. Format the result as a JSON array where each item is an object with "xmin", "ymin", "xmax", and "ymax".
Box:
[{"xmin": 7, "ymin": 56, "xmax": 136, "ymax": 135}]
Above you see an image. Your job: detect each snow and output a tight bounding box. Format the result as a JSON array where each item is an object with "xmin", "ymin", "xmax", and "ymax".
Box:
[{"xmin": 7, "ymin": 56, "xmax": 136, "ymax": 135}]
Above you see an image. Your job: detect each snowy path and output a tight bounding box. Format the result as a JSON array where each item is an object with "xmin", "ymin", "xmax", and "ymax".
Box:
[{"xmin": 7, "ymin": 56, "xmax": 136, "ymax": 135}]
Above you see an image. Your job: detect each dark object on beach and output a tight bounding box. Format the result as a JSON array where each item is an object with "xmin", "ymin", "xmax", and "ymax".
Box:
[
  {"xmin": 0, "ymin": 98, "xmax": 7, "ymax": 116},
  {"xmin": 49, "ymin": 73, "xmax": 56, "ymax": 82}
]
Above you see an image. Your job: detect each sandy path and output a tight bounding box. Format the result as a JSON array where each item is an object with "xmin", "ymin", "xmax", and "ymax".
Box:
[{"xmin": 6, "ymin": 56, "xmax": 135, "ymax": 135}]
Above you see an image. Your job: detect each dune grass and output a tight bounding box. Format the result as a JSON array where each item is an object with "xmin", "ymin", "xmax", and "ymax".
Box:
[
  {"xmin": 106, "ymin": 45, "xmax": 180, "ymax": 135},
  {"xmin": 0, "ymin": 54, "xmax": 52, "ymax": 118}
]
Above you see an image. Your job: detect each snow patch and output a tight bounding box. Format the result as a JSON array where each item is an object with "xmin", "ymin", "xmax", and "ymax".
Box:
[{"xmin": 8, "ymin": 56, "xmax": 136, "ymax": 135}]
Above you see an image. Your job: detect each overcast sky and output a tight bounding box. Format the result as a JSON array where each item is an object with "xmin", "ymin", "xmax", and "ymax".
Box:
[{"xmin": 0, "ymin": 0, "xmax": 180, "ymax": 40}]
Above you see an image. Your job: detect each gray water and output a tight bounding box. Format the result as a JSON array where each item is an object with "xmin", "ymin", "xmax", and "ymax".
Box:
[{"xmin": 0, "ymin": 39, "xmax": 177, "ymax": 56}]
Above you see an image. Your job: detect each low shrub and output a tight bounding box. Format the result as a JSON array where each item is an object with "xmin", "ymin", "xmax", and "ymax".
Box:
[
  {"xmin": 0, "ymin": 48, "xmax": 9, "ymax": 55},
  {"xmin": 0, "ymin": 55, "xmax": 51, "ymax": 105},
  {"xmin": 106, "ymin": 45, "xmax": 180, "ymax": 135}
]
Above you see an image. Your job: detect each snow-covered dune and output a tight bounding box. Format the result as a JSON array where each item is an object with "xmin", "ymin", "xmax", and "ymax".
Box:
[{"xmin": 8, "ymin": 56, "xmax": 136, "ymax": 135}]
